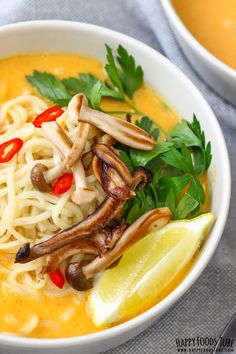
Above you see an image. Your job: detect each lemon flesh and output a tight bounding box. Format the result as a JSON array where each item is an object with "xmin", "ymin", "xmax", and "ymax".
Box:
[{"xmin": 89, "ymin": 213, "xmax": 215, "ymax": 327}]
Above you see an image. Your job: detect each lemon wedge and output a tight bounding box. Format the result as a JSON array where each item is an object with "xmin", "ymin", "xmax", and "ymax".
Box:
[{"xmin": 89, "ymin": 212, "xmax": 215, "ymax": 327}]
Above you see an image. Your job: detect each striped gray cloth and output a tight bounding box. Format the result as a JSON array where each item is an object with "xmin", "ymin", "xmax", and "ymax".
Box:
[{"xmin": 0, "ymin": 0, "xmax": 235, "ymax": 353}]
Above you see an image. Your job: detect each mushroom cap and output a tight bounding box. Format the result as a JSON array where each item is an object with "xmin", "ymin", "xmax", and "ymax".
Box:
[
  {"xmin": 15, "ymin": 242, "xmax": 30, "ymax": 263},
  {"xmin": 65, "ymin": 262, "xmax": 93, "ymax": 291},
  {"xmin": 131, "ymin": 167, "xmax": 152, "ymax": 190},
  {"xmin": 31, "ymin": 163, "xmax": 51, "ymax": 192},
  {"xmin": 71, "ymin": 188, "xmax": 96, "ymax": 205}
]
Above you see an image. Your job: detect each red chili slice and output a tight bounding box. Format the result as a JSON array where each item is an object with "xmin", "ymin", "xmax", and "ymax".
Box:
[
  {"xmin": 49, "ymin": 269, "xmax": 65, "ymax": 289},
  {"xmin": 33, "ymin": 106, "xmax": 64, "ymax": 128},
  {"xmin": 52, "ymin": 172, "xmax": 73, "ymax": 195},
  {"xmin": 0, "ymin": 138, "xmax": 23, "ymax": 163}
]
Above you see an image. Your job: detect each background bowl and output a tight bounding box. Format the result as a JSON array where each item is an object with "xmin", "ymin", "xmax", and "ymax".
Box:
[
  {"xmin": 160, "ymin": 0, "xmax": 236, "ymax": 106},
  {"xmin": 0, "ymin": 20, "xmax": 231, "ymax": 354}
]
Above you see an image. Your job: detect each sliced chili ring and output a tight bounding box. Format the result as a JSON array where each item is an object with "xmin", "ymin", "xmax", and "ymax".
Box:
[
  {"xmin": 49, "ymin": 268, "xmax": 65, "ymax": 289},
  {"xmin": 33, "ymin": 106, "xmax": 64, "ymax": 128},
  {"xmin": 0, "ymin": 138, "xmax": 23, "ymax": 163},
  {"xmin": 52, "ymin": 172, "xmax": 73, "ymax": 195}
]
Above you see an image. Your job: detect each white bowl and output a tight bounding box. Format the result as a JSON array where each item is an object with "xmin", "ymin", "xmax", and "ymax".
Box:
[
  {"xmin": 0, "ymin": 21, "xmax": 231, "ymax": 354},
  {"xmin": 160, "ymin": 0, "xmax": 236, "ymax": 105}
]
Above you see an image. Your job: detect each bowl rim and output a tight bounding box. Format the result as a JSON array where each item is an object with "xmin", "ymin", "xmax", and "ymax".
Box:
[
  {"xmin": 0, "ymin": 20, "xmax": 231, "ymax": 348},
  {"xmin": 160, "ymin": 0, "xmax": 236, "ymax": 79}
]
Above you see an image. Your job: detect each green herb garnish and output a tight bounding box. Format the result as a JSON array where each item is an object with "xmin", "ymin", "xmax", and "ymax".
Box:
[
  {"xmin": 63, "ymin": 73, "xmax": 123, "ymax": 108},
  {"xmin": 119, "ymin": 115, "xmax": 211, "ymax": 222},
  {"xmin": 26, "ymin": 46, "xmax": 211, "ymax": 223},
  {"xmin": 169, "ymin": 115, "xmax": 212, "ymax": 174},
  {"xmin": 105, "ymin": 44, "xmax": 143, "ymax": 99},
  {"xmin": 135, "ymin": 116, "xmax": 159, "ymax": 140},
  {"xmin": 26, "ymin": 71, "xmax": 72, "ymax": 107},
  {"xmin": 26, "ymin": 45, "xmax": 143, "ymax": 111}
]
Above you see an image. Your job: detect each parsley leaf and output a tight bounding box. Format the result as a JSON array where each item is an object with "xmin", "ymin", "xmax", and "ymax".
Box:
[
  {"xmin": 130, "ymin": 141, "xmax": 173, "ymax": 167},
  {"xmin": 169, "ymin": 119, "xmax": 201, "ymax": 148},
  {"xmin": 125, "ymin": 190, "xmax": 155, "ymax": 224},
  {"xmin": 117, "ymin": 150, "xmax": 134, "ymax": 171},
  {"xmin": 135, "ymin": 116, "xmax": 159, "ymax": 140},
  {"xmin": 105, "ymin": 44, "xmax": 143, "ymax": 99},
  {"xmin": 90, "ymin": 81, "xmax": 102, "ymax": 110},
  {"xmin": 63, "ymin": 73, "xmax": 123, "ymax": 107},
  {"xmin": 169, "ymin": 115, "xmax": 212, "ymax": 174},
  {"xmin": 27, "ymin": 71, "xmax": 123, "ymax": 110},
  {"xmin": 105, "ymin": 45, "xmax": 124, "ymax": 96},
  {"xmin": 161, "ymin": 144, "xmax": 194, "ymax": 174},
  {"xmin": 173, "ymin": 193, "xmax": 199, "ymax": 220},
  {"xmin": 116, "ymin": 45, "xmax": 143, "ymax": 99},
  {"xmin": 159, "ymin": 175, "xmax": 192, "ymax": 200},
  {"xmin": 26, "ymin": 71, "xmax": 72, "ymax": 106},
  {"xmin": 188, "ymin": 176, "xmax": 205, "ymax": 205},
  {"xmin": 164, "ymin": 188, "xmax": 176, "ymax": 213},
  {"xmin": 190, "ymin": 115, "xmax": 212, "ymax": 173}
]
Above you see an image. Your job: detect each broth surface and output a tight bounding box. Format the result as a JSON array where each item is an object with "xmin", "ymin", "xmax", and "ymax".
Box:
[
  {"xmin": 172, "ymin": 0, "xmax": 236, "ymax": 70},
  {"xmin": 0, "ymin": 52, "xmax": 208, "ymax": 338}
]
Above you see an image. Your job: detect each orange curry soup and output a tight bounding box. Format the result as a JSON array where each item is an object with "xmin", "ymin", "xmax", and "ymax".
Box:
[
  {"xmin": 0, "ymin": 53, "xmax": 210, "ymax": 338},
  {"xmin": 172, "ymin": 0, "xmax": 236, "ymax": 69}
]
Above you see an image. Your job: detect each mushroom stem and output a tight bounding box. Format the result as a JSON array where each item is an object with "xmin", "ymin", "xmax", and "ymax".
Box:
[
  {"xmin": 44, "ymin": 164, "xmax": 66, "ymax": 184},
  {"xmin": 69, "ymin": 94, "xmax": 154, "ymax": 150},
  {"xmin": 64, "ymin": 122, "xmax": 90, "ymax": 168},
  {"xmin": 97, "ymin": 134, "xmax": 116, "ymax": 146},
  {"xmin": 15, "ymin": 197, "xmax": 125, "ymax": 262},
  {"xmin": 82, "ymin": 151, "xmax": 94, "ymax": 170},
  {"xmin": 43, "ymin": 239, "xmax": 99, "ymax": 273},
  {"xmin": 41, "ymin": 121, "xmax": 72, "ymax": 158},
  {"xmin": 43, "ymin": 229, "xmax": 113, "ymax": 273},
  {"xmin": 40, "ymin": 120, "xmax": 95, "ymax": 203},
  {"xmin": 92, "ymin": 134, "xmax": 116, "ymax": 182},
  {"xmin": 82, "ymin": 207, "xmax": 172, "ymax": 279},
  {"xmin": 108, "ymin": 223, "xmax": 128, "ymax": 250},
  {"xmin": 92, "ymin": 156, "xmax": 101, "ymax": 183},
  {"xmin": 71, "ymin": 160, "xmax": 96, "ymax": 205}
]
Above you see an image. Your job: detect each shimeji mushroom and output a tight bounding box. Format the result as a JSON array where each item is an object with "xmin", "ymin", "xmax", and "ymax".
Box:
[
  {"xmin": 31, "ymin": 121, "xmax": 96, "ymax": 205},
  {"xmin": 92, "ymin": 144, "xmax": 133, "ymax": 186},
  {"xmin": 68, "ymin": 94, "xmax": 154, "ymax": 150},
  {"xmin": 18, "ymin": 152, "xmax": 157, "ymax": 265},
  {"xmin": 15, "ymin": 197, "xmax": 125, "ymax": 262},
  {"xmin": 43, "ymin": 228, "xmax": 114, "ymax": 273},
  {"xmin": 71, "ymin": 160, "xmax": 96, "ymax": 205},
  {"xmin": 65, "ymin": 208, "xmax": 172, "ymax": 290}
]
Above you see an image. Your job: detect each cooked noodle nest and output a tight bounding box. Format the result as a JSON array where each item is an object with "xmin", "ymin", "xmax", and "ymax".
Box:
[{"xmin": 0, "ymin": 94, "xmax": 105, "ymax": 334}]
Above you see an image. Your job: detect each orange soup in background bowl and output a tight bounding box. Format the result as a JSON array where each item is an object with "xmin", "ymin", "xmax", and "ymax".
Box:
[
  {"xmin": 172, "ymin": 0, "xmax": 236, "ymax": 70},
  {"xmin": 161, "ymin": 0, "xmax": 236, "ymax": 105}
]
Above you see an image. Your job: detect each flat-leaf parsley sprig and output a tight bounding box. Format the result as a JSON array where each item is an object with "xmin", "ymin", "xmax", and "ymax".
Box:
[
  {"xmin": 27, "ymin": 45, "xmax": 143, "ymax": 113},
  {"xmin": 118, "ymin": 115, "xmax": 211, "ymax": 222}
]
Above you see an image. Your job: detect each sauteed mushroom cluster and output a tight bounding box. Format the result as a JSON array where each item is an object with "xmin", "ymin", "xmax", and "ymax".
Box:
[{"xmin": 15, "ymin": 94, "xmax": 172, "ymax": 291}]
